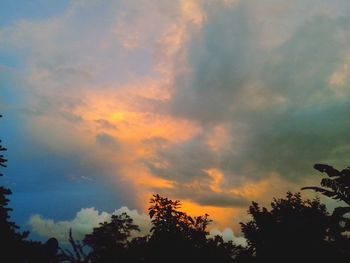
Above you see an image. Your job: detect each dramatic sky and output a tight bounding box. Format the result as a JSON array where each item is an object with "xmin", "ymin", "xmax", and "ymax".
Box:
[{"xmin": 1, "ymin": 0, "xmax": 350, "ymax": 243}]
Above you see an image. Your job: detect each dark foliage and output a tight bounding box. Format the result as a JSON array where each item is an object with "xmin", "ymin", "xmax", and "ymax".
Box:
[
  {"xmin": 84, "ymin": 212, "xmax": 139, "ymax": 262},
  {"xmin": 302, "ymin": 163, "xmax": 350, "ymax": 225},
  {"xmin": 302, "ymin": 163, "xmax": 350, "ymax": 259},
  {"xmin": 148, "ymin": 194, "xmax": 210, "ymax": 243},
  {"xmin": 58, "ymin": 229, "xmax": 88, "ymax": 263},
  {"xmin": 240, "ymin": 192, "xmax": 348, "ymax": 263},
  {"xmin": 144, "ymin": 194, "xmax": 239, "ymax": 263}
]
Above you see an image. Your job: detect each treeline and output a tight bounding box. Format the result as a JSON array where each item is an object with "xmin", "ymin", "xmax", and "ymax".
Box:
[{"xmin": 1, "ymin": 115, "xmax": 350, "ymax": 262}]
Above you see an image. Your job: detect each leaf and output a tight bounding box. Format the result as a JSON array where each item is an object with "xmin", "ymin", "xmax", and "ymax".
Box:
[
  {"xmin": 149, "ymin": 209, "xmax": 155, "ymax": 219},
  {"xmin": 301, "ymin": 187, "xmax": 337, "ymax": 198},
  {"xmin": 332, "ymin": 206, "xmax": 350, "ymax": 217},
  {"xmin": 313, "ymin": 164, "xmax": 341, "ymax": 177}
]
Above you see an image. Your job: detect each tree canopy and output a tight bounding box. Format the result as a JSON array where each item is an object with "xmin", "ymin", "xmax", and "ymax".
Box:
[{"xmin": 240, "ymin": 192, "xmax": 346, "ymax": 263}]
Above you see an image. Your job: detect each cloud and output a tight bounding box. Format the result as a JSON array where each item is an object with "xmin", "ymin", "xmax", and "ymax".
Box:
[
  {"xmin": 143, "ymin": 0, "xmax": 350, "ymax": 211},
  {"xmin": 28, "ymin": 206, "xmax": 151, "ymax": 243},
  {"xmin": 154, "ymin": 180, "xmax": 249, "ymax": 208},
  {"xmin": 210, "ymin": 228, "xmax": 247, "ymax": 247},
  {"xmin": 165, "ymin": 0, "xmax": 350, "ymax": 184},
  {"xmin": 0, "ymin": 0, "xmax": 200, "ymax": 214},
  {"xmin": 2, "ymin": 0, "xmax": 350, "ymax": 230}
]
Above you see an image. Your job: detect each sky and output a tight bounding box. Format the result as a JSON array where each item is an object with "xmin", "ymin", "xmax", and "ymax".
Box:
[{"xmin": 1, "ymin": 0, "xmax": 350, "ymax": 243}]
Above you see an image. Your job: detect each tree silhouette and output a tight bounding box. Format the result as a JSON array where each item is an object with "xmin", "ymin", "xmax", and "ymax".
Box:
[
  {"xmin": 240, "ymin": 192, "xmax": 344, "ymax": 263},
  {"xmin": 0, "ymin": 115, "xmax": 29, "ymax": 261},
  {"xmin": 302, "ymin": 164, "xmax": 350, "ymax": 227},
  {"xmin": 58, "ymin": 229, "xmax": 89, "ymax": 263},
  {"xmin": 145, "ymin": 194, "xmax": 238, "ymax": 263},
  {"xmin": 83, "ymin": 212, "xmax": 139, "ymax": 262},
  {"xmin": 149, "ymin": 194, "xmax": 210, "ymax": 243},
  {"xmin": 302, "ymin": 163, "xmax": 350, "ymax": 259}
]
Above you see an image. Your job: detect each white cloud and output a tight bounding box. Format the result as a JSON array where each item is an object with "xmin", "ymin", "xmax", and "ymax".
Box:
[
  {"xmin": 210, "ymin": 228, "xmax": 247, "ymax": 247},
  {"xmin": 28, "ymin": 207, "xmax": 151, "ymax": 243}
]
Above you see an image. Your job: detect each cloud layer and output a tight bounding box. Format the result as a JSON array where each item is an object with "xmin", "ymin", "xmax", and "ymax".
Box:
[{"xmin": 1, "ymin": 0, "xmax": 350, "ymax": 230}]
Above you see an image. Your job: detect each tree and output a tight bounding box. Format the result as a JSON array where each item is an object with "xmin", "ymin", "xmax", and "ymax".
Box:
[
  {"xmin": 146, "ymin": 194, "xmax": 237, "ymax": 263},
  {"xmin": 83, "ymin": 212, "xmax": 139, "ymax": 262},
  {"xmin": 58, "ymin": 229, "xmax": 89, "ymax": 263},
  {"xmin": 302, "ymin": 163, "xmax": 350, "ymax": 228},
  {"xmin": 0, "ymin": 115, "xmax": 29, "ymax": 261},
  {"xmin": 302, "ymin": 163, "xmax": 350, "ymax": 259},
  {"xmin": 240, "ymin": 192, "xmax": 344, "ymax": 263},
  {"xmin": 149, "ymin": 194, "xmax": 210, "ymax": 243}
]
